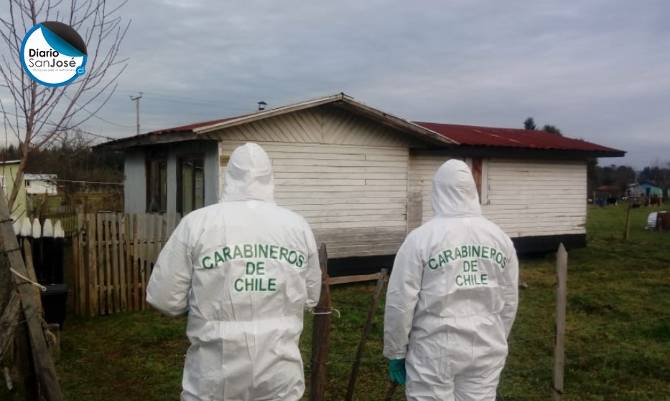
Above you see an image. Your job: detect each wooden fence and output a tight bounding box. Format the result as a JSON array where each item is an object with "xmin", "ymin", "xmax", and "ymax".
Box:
[{"xmin": 72, "ymin": 212, "xmax": 181, "ymax": 316}]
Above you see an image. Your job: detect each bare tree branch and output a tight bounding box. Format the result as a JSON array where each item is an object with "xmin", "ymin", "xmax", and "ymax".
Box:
[{"xmin": 0, "ymin": 0, "xmax": 129, "ymax": 210}]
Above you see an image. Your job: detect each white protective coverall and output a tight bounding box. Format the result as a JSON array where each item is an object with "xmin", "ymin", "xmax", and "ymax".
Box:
[
  {"xmin": 384, "ymin": 159, "xmax": 519, "ymax": 401},
  {"xmin": 147, "ymin": 143, "xmax": 322, "ymax": 401}
]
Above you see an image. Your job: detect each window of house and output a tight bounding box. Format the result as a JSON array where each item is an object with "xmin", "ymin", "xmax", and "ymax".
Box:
[
  {"xmin": 146, "ymin": 155, "xmax": 167, "ymax": 213},
  {"xmin": 178, "ymin": 155, "xmax": 205, "ymax": 215}
]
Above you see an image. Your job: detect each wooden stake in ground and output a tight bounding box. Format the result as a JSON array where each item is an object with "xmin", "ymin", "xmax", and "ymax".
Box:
[
  {"xmin": 552, "ymin": 243, "xmax": 568, "ymax": 401},
  {"xmin": 345, "ymin": 269, "xmax": 389, "ymax": 401},
  {"xmin": 0, "ymin": 187, "xmax": 63, "ymax": 401},
  {"xmin": 309, "ymin": 244, "xmax": 331, "ymax": 401},
  {"xmin": 0, "ymin": 290, "xmax": 20, "ymax": 362},
  {"xmin": 623, "ymin": 199, "xmax": 632, "ymax": 241}
]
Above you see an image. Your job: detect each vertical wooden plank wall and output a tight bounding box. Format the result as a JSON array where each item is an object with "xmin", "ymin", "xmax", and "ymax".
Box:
[{"xmin": 72, "ymin": 212, "xmax": 181, "ymax": 316}]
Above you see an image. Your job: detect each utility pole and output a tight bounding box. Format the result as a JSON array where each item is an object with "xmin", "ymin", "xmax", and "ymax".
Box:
[{"xmin": 130, "ymin": 92, "xmax": 143, "ymax": 135}]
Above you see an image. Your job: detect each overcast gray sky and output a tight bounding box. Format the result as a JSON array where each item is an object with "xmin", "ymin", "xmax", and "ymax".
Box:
[{"xmin": 5, "ymin": 0, "xmax": 670, "ymax": 168}]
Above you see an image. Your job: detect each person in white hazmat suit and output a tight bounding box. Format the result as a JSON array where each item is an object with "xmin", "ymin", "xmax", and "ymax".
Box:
[
  {"xmin": 146, "ymin": 143, "xmax": 322, "ymax": 401},
  {"xmin": 384, "ymin": 159, "xmax": 519, "ymax": 401}
]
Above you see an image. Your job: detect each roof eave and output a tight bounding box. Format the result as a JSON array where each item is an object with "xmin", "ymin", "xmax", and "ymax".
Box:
[
  {"xmin": 194, "ymin": 93, "xmax": 346, "ymax": 134},
  {"xmin": 94, "ymin": 131, "xmax": 203, "ymax": 151},
  {"xmin": 334, "ymin": 97, "xmax": 457, "ymax": 146},
  {"xmin": 431, "ymin": 145, "xmax": 626, "ymax": 158},
  {"xmin": 193, "ymin": 93, "xmax": 456, "ymax": 146}
]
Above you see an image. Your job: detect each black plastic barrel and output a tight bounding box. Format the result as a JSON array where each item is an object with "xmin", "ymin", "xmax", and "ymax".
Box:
[{"xmin": 41, "ymin": 283, "xmax": 69, "ymax": 327}]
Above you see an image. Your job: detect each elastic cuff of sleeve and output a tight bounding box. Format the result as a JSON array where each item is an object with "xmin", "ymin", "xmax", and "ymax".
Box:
[{"xmin": 383, "ymin": 352, "xmax": 407, "ymax": 360}]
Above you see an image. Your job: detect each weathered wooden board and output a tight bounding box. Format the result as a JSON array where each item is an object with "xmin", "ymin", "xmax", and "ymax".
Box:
[
  {"xmin": 0, "ymin": 189, "xmax": 63, "ymax": 400},
  {"xmin": 219, "ymin": 141, "xmax": 409, "ymax": 258},
  {"xmin": 409, "ymin": 152, "xmax": 588, "ymax": 238},
  {"xmin": 71, "ymin": 213, "xmax": 181, "ymax": 316}
]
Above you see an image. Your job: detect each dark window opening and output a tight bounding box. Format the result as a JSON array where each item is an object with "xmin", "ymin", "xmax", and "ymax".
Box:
[
  {"xmin": 146, "ymin": 155, "xmax": 167, "ymax": 213},
  {"xmin": 178, "ymin": 155, "xmax": 205, "ymax": 215},
  {"xmin": 471, "ymin": 158, "xmax": 483, "ymax": 199}
]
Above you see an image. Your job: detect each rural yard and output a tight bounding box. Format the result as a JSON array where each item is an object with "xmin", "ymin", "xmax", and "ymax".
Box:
[
  {"xmin": 54, "ymin": 204, "xmax": 670, "ymax": 401},
  {"xmin": 1, "ymin": 2, "xmax": 669, "ymax": 401}
]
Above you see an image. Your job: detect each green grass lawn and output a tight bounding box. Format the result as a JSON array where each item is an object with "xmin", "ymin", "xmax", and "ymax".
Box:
[{"xmin": 42, "ymin": 205, "xmax": 670, "ymax": 400}]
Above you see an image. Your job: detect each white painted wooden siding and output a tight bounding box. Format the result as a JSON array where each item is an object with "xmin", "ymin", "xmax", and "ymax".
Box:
[
  {"xmin": 409, "ymin": 153, "xmax": 587, "ymax": 238},
  {"xmin": 213, "ymin": 106, "xmax": 414, "ymax": 258},
  {"xmin": 484, "ymin": 159, "xmax": 587, "ymax": 237},
  {"xmin": 408, "ymin": 152, "xmax": 453, "ymax": 229},
  {"xmin": 215, "ymin": 106, "xmax": 419, "ymax": 147}
]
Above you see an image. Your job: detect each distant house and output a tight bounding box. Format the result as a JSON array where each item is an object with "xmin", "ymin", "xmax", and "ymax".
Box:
[
  {"xmin": 0, "ymin": 160, "xmax": 27, "ymax": 219},
  {"xmin": 24, "ymin": 173, "xmax": 58, "ymax": 195},
  {"xmin": 97, "ymin": 93, "xmax": 624, "ymax": 260},
  {"xmin": 628, "ymin": 181, "xmax": 664, "ymax": 204},
  {"xmin": 640, "ymin": 182, "xmax": 663, "ymax": 199},
  {"xmin": 594, "ymin": 185, "xmax": 622, "ymax": 205}
]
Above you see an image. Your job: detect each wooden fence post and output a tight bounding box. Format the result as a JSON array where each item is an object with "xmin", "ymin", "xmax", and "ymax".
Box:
[
  {"xmin": 309, "ymin": 244, "xmax": 331, "ymax": 401},
  {"xmin": 72, "ymin": 216, "xmax": 81, "ymax": 316},
  {"xmin": 97, "ymin": 213, "xmax": 108, "ymax": 315},
  {"xmin": 623, "ymin": 200, "xmax": 632, "ymax": 241},
  {"xmin": 132, "ymin": 214, "xmax": 141, "ymax": 310},
  {"xmin": 0, "ymin": 187, "xmax": 63, "ymax": 400},
  {"xmin": 345, "ymin": 269, "xmax": 389, "ymax": 401},
  {"xmin": 118, "ymin": 214, "xmax": 127, "ymax": 312},
  {"xmin": 110, "ymin": 214, "xmax": 120, "ymax": 313},
  {"xmin": 85, "ymin": 214, "xmax": 97, "ymax": 317},
  {"xmin": 0, "ymin": 290, "xmax": 20, "ymax": 362},
  {"xmin": 66, "ymin": 212, "xmax": 181, "ymax": 317},
  {"xmin": 553, "ymin": 243, "xmax": 568, "ymax": 401}
]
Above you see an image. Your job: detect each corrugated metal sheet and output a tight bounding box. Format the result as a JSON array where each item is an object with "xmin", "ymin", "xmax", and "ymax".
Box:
[
  {"xmin": 415, "ymin": 122, "xmax": 623, "ymax": 153},
  {"xmin": 97, "ymin": 93, "xmax": 624, "ymax": 156},
  {"xmin": 151, "ymin": 116, "xmax": 242, "ymax": 135},
  {"xmin": 147, "ymin": 118, "xmax": 624, "ymax": 154}
]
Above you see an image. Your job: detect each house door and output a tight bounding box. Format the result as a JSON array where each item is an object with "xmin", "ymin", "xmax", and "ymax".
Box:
[{"xmin": 177, "ymin": 155, "xmax": 205, "ymax": 214}]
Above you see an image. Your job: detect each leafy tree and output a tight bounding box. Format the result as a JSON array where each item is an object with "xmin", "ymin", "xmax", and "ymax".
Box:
[
  {"xmin": 0, "ymin": 130, "xmax": 122, "ymax": 183},
  {"xmin": 639, "ymin": 163, "xmax": 670, "ymax": 193},
  {"xmin": 588, "ymin": 162, "xmax": 637, "ymax": 196},
  {"xmin": 587, "ymin": 158, "xmax": 598, "ymax": 194},
  {"xmin": 524, "ymin": 117, "xmax": 536, "ymax": 130},
  {"xmin": 542, "ymin": 124, "xmax": 562, "ymax": 136}
]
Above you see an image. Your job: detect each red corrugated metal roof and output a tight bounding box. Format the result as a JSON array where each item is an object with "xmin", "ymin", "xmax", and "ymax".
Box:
[
  {"xmin": 97, "ymin": 93, "xmax": 624, "ymax": 157},
  {"xmin": 415, "ymin": 122, "xmax": 623, "ymax": 154},
  {"xmin": 149, "ymin": 116, "xmax": 241, "ymax": 135}
]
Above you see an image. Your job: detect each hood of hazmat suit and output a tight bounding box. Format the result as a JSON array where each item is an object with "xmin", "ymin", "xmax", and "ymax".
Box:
[
  {"xmin": 147, "ymin": 143, "xmax": 322, "ymax": 401},
  {"xmin": 384, "ymin": 159, "xmax": 519, "ymax": 401}
]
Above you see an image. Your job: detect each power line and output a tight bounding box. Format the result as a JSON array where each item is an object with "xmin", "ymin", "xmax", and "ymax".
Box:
[
  {"xmin": 121, "ymin": 89, "xmax": 219, "ymax": 105},
  {"xmin": 119, "ymin": 89, "xmax": 252, "ymax": 111},
  {"xmin": 75, "ymin": 129, "xmax": 116, "ymax": 141},
  {"xmin": 0, "ymin": 110, "xmax": 116, "ymax": 141},
  {"xmin": 63, "ymin": 93, "xmax": 134, "ymax": 129}
]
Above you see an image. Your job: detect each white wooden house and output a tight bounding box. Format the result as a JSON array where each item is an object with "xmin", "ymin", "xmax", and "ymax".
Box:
[
  {"xmin": 98, "ymin": 93, "xmax": 624, "ymax": 266},
  {"xmin": 24, "ymin": 173, "xmax": 58, "ymax": 195}
]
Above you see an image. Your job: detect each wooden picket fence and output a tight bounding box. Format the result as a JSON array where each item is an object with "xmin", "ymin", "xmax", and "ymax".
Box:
[{"xmin": 72, "ymin": 212, "xmax": 181, "ymax": 316}]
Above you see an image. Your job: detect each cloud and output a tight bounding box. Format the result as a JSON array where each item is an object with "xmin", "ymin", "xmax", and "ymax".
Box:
[{"xmin": 1, "ymin": 0, "xmax": 668, "ymax": 168}]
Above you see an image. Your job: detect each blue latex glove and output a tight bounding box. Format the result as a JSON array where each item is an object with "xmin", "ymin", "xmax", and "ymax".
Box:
[{"xmin": 388, "ymin": 358, "xmax": 406, "ymax": 385}]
